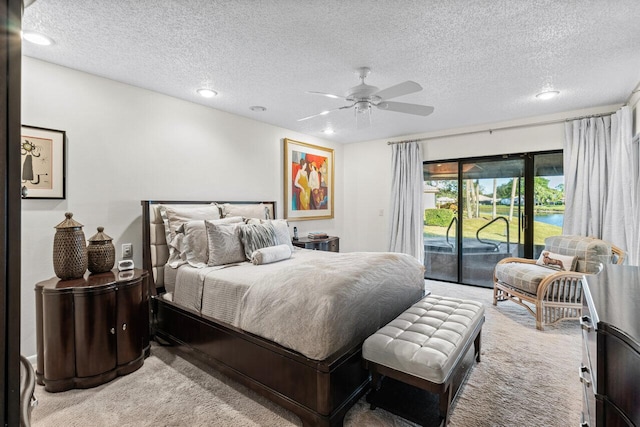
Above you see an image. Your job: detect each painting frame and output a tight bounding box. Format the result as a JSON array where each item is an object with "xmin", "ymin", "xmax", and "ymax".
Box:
[
  {"xmin": 284, "ymin": 138, "xmax": 334, "ymax": 220},
  {"xmin": 20, "ymin": 125, "xmax": 66, "ymax": 199}
]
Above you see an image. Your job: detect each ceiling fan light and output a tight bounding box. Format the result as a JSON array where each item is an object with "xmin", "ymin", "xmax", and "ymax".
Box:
[
  {"xmin": 355, "ymin": 101, "xmax": 370, "ymax": 113},
  {"xmin": 323, "ymin": 129, "xmax": 335, "ymax": 134},
  {"xmin": 536, "ymin": 90, "xmax": 559, "ymax": 100},
  {"xmin": 197, "ymin": 88, "xmax": 217, "ymax": 98}
]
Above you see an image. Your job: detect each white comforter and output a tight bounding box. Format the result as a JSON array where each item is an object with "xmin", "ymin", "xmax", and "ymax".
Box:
[{"xmin": 172, "ymin": 249, "xmax": 425, "ymax": 360}]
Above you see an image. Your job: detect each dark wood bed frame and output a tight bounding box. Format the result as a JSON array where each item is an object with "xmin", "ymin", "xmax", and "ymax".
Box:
[{"xmin": 141, "ymin": 200, "xmax": 370, "ymax": 426}]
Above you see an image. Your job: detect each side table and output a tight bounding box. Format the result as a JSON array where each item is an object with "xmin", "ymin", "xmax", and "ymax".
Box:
[
  {"xmin": 35, "ymin": 268, "xmax": 150, "ymax": 392},
  {"xmin": 292, "ymin": 236, "xmax": 339, "ymax": 252}
]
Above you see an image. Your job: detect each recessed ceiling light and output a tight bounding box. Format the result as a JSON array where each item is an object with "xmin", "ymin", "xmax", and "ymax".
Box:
[
  {"xmin": 323, "ymin": 129, "xmax": 335, "ymax": 135},
  {"xmin": 196, "ymin": 88, "xmax": 217, "ymax": 98},
  {"xmin": 249, "ymin": 106, "xmax": 266, "ymax": 112},
  {"xmin": 22, "ymin": 31, "xmax": 54, "ymax": 46},
  {"xmin": 536, "ymin": 90, "xmax": 559, "ymax": 100}
]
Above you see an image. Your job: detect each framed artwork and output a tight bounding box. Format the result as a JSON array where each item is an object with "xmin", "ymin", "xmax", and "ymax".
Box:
[
  {"xmin": 284, "ymin": 138, "xmax": 334, "ymax": 220},
  {"xmin": 20, "ymin": 125, "xmax": 66, "ymax": 199}
]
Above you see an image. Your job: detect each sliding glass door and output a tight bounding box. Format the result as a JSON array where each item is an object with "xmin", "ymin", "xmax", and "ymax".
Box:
[
  {"xmin": 532, "ymin": 152, "xmax": 565, "ymax": 258},
  {"xmin": 423, "ymin": 162, "xmax": 459, "ymax": 282},
  {"xmin": 423, "ymin": 151, "xmax": 564, "ymax": 287},
  {"xmin": 460, "ymin": 158, "xmax": 524, "ymax": 286}
]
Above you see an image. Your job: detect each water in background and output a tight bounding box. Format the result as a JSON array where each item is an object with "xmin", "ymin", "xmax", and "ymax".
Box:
[{"xmin": 535, "ymin": 213, "xmax": 564, "ymax": 227}]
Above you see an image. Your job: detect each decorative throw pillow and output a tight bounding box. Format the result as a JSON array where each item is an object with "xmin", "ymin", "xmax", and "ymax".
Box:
[
  {"xmin": 182, "ymin": 216, "xmax": 244, "ymax": 268},
  {"xmin": 260, "ymin": 219, "xmax": 294, "ymax": 252},
  {"xmin": 238, "ymin": 222, "xmax": 277, "ymax": 260},
  {"xmin": 251, "ymin": 244, "xmax": 292, "ymax": 265},
  {"xmin": 536, "ymin": 251, "xmax": 578, "ymax": 272},
  {"xmin": 220, "ymin": 203, "xmax": 269, "ymax": 220},
  {"xmin": 205, "ymin": 221, "xmax": 246, "ymax": 266}
]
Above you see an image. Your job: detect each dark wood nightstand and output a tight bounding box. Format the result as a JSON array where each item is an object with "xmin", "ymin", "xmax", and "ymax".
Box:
[
  {"xmin": 292, "ymin": 236, "xmax": 339, "ymax": 252},
  {"xmin": 35, "ymin": 268, "xmax": 150, "ymax": 392}
]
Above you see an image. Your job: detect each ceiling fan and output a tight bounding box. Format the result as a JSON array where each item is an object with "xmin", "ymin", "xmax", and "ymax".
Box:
[{"xmin": 298, "ymin": 67, "xmax": 434, "ymax": 126}]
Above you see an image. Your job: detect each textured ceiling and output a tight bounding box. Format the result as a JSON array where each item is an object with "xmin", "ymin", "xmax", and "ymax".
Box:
[{"xmin": 22, "ymin": 0, "xmax": 640, "ymax": 143}]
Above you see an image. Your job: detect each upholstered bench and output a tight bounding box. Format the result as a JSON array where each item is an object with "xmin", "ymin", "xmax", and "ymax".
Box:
[{"xmin": 362, "ymin": 295, "xmax": 485, "ymax": 426}]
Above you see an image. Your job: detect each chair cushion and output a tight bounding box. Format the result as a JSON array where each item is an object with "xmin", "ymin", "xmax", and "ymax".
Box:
[
  {"xmin": 495, "ymin": 262, "xmax": 556, "ymax": 295},
  {"xmin": 544, "ymin": 235, "xmax": 612, "ymax": 273}
]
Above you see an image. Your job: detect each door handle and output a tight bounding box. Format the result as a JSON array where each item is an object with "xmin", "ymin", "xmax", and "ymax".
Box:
[
  {"xmin": 579, "ymin": 365, "xmax": 591, "ymax": 387},
  {"xmin": 580, "ymin": 316, "xmax": 593, "ymax": 332}
]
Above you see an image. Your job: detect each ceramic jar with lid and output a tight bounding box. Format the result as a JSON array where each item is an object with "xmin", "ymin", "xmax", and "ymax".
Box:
[
  {"xmin": 53, "ymin": 212, "xmax": 88, "ymax": 280},
  {"xmin": 87, "ymin": 227, "xmax": 116, "ymax": 274}
]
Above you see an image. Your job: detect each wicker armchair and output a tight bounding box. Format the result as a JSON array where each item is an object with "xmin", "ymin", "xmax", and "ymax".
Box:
[{"xmin": 493, "ymin": 235, "xmax": 624, "ymax": 330}]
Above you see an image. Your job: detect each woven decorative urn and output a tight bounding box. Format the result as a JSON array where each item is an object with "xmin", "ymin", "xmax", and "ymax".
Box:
[
  {"xmin": 87, "ymin": 226, "xmax": 116, "ymax": 274},
  {"xmin": 53, "ymin": 212, "xmax": 88, "ymax": 280}
]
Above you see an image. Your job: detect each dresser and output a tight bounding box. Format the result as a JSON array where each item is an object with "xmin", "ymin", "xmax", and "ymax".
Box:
[
  {"xmin": 581, "ymin": 265, "xmax": 640, "ymax": 427},
  {"xmin": 292, "ymin": 236, "xmax": 339, "ymax": 252},
  {"xmin": 35, "ymin": 269, "xmax": 150, "ymax": 392}
]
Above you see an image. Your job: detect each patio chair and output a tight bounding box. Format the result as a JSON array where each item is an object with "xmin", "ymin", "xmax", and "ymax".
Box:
[{"xmin": 493, "ymin": 235, "xmax": 625, "ymax": 330}]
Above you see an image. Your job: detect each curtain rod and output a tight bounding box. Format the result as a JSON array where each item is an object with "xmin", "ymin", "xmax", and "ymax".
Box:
[
  {"xmin": 386, "ymin": 111, "xmax": 617, "ymax": 145},
  {"xmin": 387, "ymin": 139, "xmax": 420, "ymax": 145}
]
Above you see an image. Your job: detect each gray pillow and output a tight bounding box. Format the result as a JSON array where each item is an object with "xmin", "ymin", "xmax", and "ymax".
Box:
[
  {"xmin": 238, "ymin": 222, "xmax": 277, "ymax": 260},
  {"xmin": 183, "ymin": 216, "xmax": 244, "ymax": 268},
  {"xmin": 205, "ymin": 221, "xmax": 246, "ymax": 266}
]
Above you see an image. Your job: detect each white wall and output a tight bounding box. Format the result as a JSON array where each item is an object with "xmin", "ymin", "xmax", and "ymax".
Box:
[
  {"xmin": 20, "ymin": 57, "xmax": 343, "ymax": 357},
  {"xmin": 341, "ymin": 104, "xmax": 621, "ymax": 254}
]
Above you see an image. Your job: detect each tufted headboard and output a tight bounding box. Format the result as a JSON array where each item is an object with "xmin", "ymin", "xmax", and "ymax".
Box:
[{"xmin": 141, "ymin": 200, "xmax": 276, "ymax": 292}]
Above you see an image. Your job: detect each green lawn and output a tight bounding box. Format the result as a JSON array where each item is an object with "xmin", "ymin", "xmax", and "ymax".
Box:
[{"xmin": 425, "ymin": 215, "xmax": 562, "ymax": 246}]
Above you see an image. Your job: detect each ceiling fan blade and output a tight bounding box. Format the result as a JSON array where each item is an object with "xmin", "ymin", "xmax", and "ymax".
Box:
[
  {"xmin": 306, "ymin": 91, "xmax": 345, "ymax": 100},
  {"xmin": 374, "ymin": 81, "xmax": 423, "ymax": 101},
  {"xmin": 297, "ymin": 104, "xmax": 354, "ymax": 122},
  {"xmin": 376, "ymin": 101, "xmax": 434, "ymax": 116}
]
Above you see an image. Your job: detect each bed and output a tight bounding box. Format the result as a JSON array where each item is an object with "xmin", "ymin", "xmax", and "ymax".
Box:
[{"xmin": 141, "ymin": 200, "xmax": 425, "ymax": 426}]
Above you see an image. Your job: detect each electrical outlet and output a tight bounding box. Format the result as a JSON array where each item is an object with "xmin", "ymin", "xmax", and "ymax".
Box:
[{"xmin": 122, "ymin": 243, "xmax": 133, "ymax": 259}]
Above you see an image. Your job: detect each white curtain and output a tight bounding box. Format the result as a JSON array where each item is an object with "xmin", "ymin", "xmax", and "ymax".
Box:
[
  {"xmin": 564, "ymin": 106, "xmax": 639, "ymax": 265},
  {"xmin": 388, "ymin": 141, "xmax": 424, "ymax": 263}
]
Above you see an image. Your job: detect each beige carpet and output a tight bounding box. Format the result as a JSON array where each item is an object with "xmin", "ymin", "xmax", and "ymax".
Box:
[{"xmin": 31, "ymin": 281, "xmax": 582, "ymax": 427}]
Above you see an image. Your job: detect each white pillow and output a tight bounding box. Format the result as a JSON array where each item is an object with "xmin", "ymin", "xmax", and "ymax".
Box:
[
  {"xmin": 167, "ymin": 233, "xmax": 186, "ymax": 268},
  {"xmin": 220, "ymin": 203, "xmax": 269, "ymax": 220},
  {"xmin": 261, "ymin": 219, "xmax": 294, "ymax": 252},
  {"xmin": 251, "ymin": 244, "xmax": 292, "ymax": 265},
  {"xmin": 181, "ymin": 216, "xmax": 243, "ymax": 268},
  {"xmin": 159, "ymin": 204, "xmax": 222, "ymax": 258},
  {"xmin": 536, "ymin": 251, "xmax": 578, "ymax": 272},
  {"xmin": 205, "ymin": 221, "xmax": 246, "ymax": 266}
]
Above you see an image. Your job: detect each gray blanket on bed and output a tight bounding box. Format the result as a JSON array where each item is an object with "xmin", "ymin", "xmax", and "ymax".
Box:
[{"xmin": 237, "ymin": 251, "xmax": 425, "ymax": 360}]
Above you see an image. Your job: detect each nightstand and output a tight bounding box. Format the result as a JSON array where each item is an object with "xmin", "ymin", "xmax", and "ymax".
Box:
[
  {"xmin": 292, "ymin": 236, "xmax": 339, "ymax": 252},
  {"xmin": 35, "ymin": 268, "xmax": 150, "ymax": 392}
]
